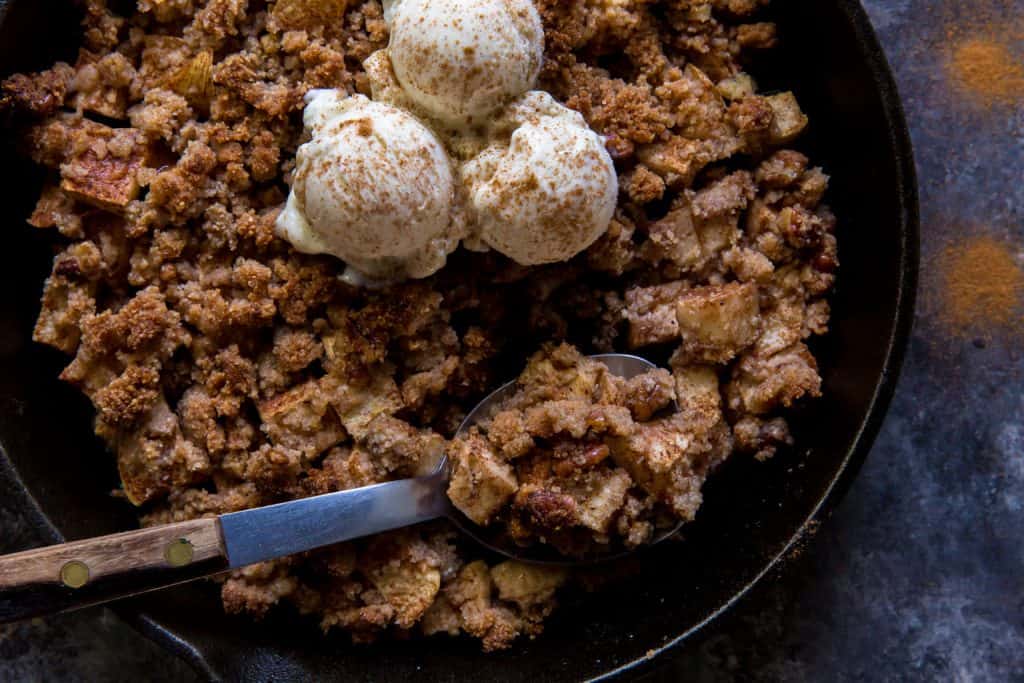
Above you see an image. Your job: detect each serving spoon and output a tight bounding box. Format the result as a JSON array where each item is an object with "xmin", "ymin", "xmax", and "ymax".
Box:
[{"xmin": 0, "ymin": 354, "xmax": 681, "ymax": 623}]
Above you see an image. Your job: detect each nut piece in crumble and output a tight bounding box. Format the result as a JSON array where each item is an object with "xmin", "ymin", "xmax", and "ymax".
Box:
[{"xmin": 7, "ymin": 0, "xmax": 837, "ymax": 651}]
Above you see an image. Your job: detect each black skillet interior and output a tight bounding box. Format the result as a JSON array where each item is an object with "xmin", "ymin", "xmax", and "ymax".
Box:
[{"xmin": 0, "ymin": 0, "xmax": 918, "ymax": 680}]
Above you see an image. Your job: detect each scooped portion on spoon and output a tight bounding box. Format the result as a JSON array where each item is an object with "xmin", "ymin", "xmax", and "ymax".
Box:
[{"xmin": 448, "ymin": 344, "xmax": 730, "ymax": 559}]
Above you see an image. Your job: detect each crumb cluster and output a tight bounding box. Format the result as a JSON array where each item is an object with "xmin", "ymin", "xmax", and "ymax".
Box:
[
  {"xmin": 3, "ymin": 0, "xmax": 836, "ymax": 650},
  {"xmin": 448, "ymin": 343, "xmax": 724, "ymax": 557}
]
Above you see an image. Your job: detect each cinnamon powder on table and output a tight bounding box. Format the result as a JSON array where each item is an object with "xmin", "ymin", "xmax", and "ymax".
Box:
[
  {"xmin": 944, "ymin": 15, "xmax": 1024, "ymax": 107},
  {"xmin": 933, "ymin": 236, "xmax": 1024, "ymax": 340}
]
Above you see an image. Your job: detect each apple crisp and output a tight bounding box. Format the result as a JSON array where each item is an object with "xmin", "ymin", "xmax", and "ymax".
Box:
[
  {"xmin": 448, "ymin": 343, "xmax": 730, "ymax": 557},
  {"xmin": 3, "ymin": 0, "xmax": 836, "ymax": 651}
]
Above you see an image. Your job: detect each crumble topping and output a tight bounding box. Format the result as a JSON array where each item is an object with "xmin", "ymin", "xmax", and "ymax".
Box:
[
  {"xmin": 3, "ymin": 0, "xmax": 836, "ymax": 651},
  {"xmin": 447, "ymin": 343, "xmax": 716, "ymax": 557}
]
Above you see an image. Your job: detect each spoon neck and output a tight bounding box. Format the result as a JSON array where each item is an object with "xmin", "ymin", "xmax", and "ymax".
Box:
[{"xmin": 219, "ymin": 473, "xmax": 451, "ymax": 569}]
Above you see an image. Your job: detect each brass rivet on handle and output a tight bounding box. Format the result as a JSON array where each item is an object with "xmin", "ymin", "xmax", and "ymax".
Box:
[
  {"xmin": 60, "ymin": 560, "xmax": 89, "ymax": 589},
  {"xmin": 165, "ymin": 538, "xmax": 194, "ymax": 567}
]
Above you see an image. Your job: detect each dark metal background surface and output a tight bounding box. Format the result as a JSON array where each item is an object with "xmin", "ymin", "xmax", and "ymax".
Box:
[{"xmin": 0, "ymin": 0, "xmax": 966, "ymax": 679}]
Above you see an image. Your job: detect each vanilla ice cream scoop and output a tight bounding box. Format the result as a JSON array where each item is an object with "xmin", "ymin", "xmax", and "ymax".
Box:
[
  {"xmin": 276, "ymin": 91, "xmax": 460, "ymax": 282},
  {"xmin": 384, "ymin": 0, "xmax": 544, "ymax": 126},
  {"xmin": 463, "ymin": 92, "xmax": 619, "ymax": 266}
]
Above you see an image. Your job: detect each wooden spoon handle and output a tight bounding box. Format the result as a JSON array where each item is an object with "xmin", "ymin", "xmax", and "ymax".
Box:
[{"xmin": 0, "ymin": 518, "xmax": 227, "ymax": 622}]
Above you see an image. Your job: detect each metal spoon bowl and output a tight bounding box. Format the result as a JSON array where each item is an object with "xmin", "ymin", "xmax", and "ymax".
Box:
[
  {"xmin": 443, "ymin": 353, "xmax": 684, "ymax": 565},
  {"xmin": 0, "ymin": 354, "xmax": 680, "ymax": 622}
]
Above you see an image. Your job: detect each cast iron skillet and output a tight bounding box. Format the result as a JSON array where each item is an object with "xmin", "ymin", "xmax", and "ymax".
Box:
[{"xmin": 0, "ymin": 0, "xmax": 918, "ymax": 679}]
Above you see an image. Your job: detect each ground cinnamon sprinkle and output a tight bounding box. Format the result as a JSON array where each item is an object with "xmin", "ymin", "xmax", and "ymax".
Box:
[
  {"xmin": 935, "ymin": 236, "xmax": 1024, "ymax": 339},
  {"xmin": 948, "ymin": 37, "xmax": 1024, "ymax": 106},
  {"xmin": 946, "ymin": 12, "xmax": 1024, "ymax": 107}
]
